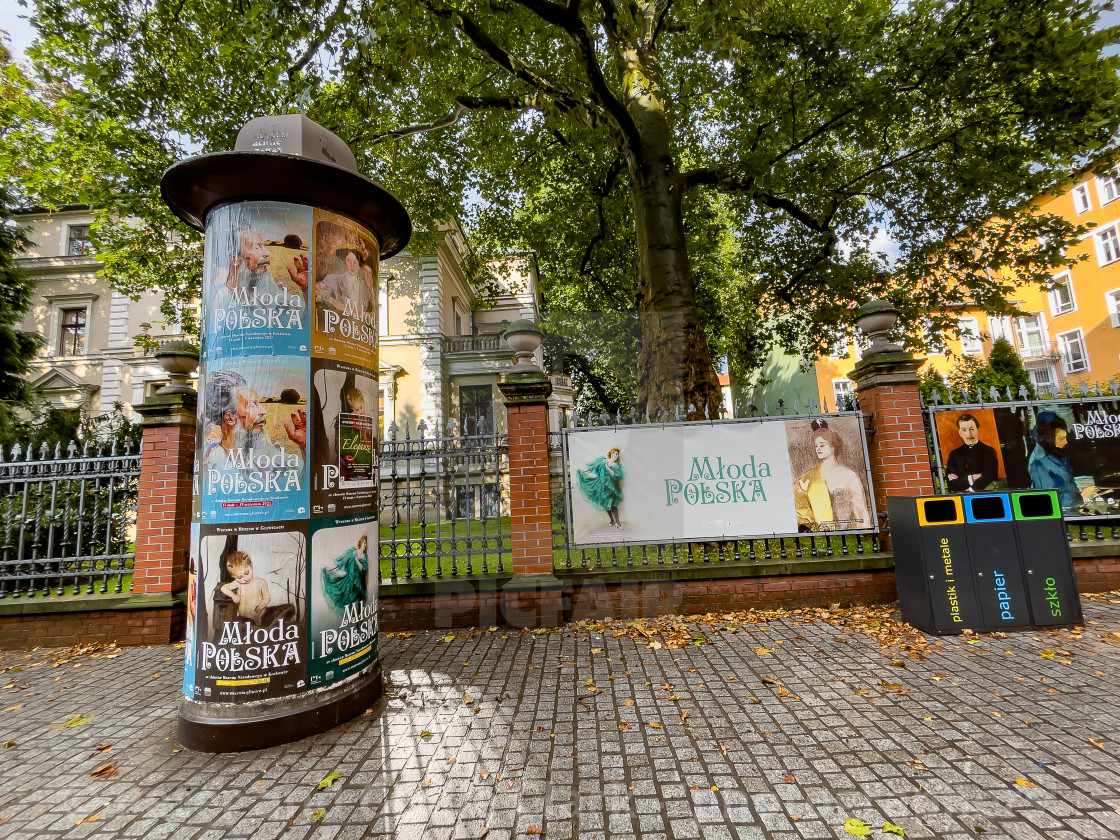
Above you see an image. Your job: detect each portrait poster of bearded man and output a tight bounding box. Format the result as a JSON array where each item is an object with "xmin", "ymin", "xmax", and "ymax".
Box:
[
  {"xmin": 198, "ymin": 358, "xmax": 310, "ymax": 522},
  {"xmin": 203, "ymin": 201, "xmax": 311, "ymax": 360}
]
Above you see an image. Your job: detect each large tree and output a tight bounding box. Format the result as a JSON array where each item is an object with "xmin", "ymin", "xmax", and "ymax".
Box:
[
  {"xmin": 0, "ymin": 43, "xmax": 45, "ymax": 410},
  {"xmin": 5, "ymin": 0, "xmax": 1119, "ymax": 415}
]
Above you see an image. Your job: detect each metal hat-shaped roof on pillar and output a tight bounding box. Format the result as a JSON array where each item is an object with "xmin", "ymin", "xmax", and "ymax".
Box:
[{"xmin": 161, "ymin": 114, "xmax": 411, "ymax": 257}]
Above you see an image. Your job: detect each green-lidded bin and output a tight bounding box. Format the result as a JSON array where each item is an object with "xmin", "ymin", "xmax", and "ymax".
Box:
[{"xmin": 1009, "ymin": 491, "xmax": 1082, "ymax": 628}]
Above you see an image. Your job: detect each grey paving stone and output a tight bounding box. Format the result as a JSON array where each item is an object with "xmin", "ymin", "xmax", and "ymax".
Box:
[{"xmin": 1, "ymin": 600, "xmax": 1119, "ymax": 840}]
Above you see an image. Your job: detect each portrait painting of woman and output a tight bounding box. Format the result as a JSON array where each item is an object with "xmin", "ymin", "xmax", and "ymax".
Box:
[{"xmin": 791, "ymin": 420, "xmax": 871, "ymax": 532}]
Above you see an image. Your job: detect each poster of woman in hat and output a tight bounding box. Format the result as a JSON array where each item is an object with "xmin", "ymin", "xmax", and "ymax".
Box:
[{"xmin": 787, "ymin": 417, "xmax": 871, "ymax": 531}]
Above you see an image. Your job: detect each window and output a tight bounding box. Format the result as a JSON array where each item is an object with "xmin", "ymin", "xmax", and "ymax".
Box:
[
  {"xmin": 1057, "ymin": 328, "xmax": 1089, "ymax": 374},
  {"xmin": 958, "ymin": 317, "xmax": 982, "ymax": 354},
  {"xmin": 67, "ymin": 225, "xmax": 91, "ymax": 256},
  {"xmin": 828, "ymin": 333, "xmax": 849, "ymax": 358},
  {"xmin": 1097, "ymin": 225, "xmax": 1120, "ymax": 266},
  {"xmin": 59, "ymin": 308, "xmax": 87, "ymax": 356},
  {"xmin": 1047, "ymin": 272, "xmax": 1076, "ymax": 316},
  {"xmin": 1027, "ymin": 362, "xmax": 1056, "ymax": 392},
  {"xmin": 831, "ymin": 378, "xmax": 853, "ymax": 411},
  {"xmin": 1072, "ymin": 182, "xmax": 1092, "ymax": 214},
  {"xmin": 1097, "ymin": 171, "xmax": 1120, "ymax": 205},
  {"xmin": 1107, "ymin": 288, "xmax": 1120, "ymax": 328},
  {"xmin": 458, "ymin": 384, "xmax": 494, "ymax": 436},
  {"xmin": 1014, "ymin": 313, "xmax": 1048, "ymax": 358},
  {"xmin": 988, "ymin": 315, "xmax": 1011, "ymax": 344}
]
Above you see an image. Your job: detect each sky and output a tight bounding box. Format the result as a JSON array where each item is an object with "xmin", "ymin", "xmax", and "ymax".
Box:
[{"xmin": 0, "ymin": 0, "xmax": 32, "ymax": 60}]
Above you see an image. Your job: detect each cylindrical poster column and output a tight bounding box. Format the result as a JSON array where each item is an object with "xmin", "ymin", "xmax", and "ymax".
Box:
[{"xmin": 162, "ymin": 115, "xmax": 410, "ymax": 752}]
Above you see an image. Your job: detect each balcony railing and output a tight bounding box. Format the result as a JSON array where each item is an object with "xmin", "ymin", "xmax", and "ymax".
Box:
[{"xmin": 444, "ymin": 335, "xmax": 504, "ymax": 354}]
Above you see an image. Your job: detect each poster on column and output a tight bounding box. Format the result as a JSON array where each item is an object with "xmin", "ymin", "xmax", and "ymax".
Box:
[
  {"xmin": 310, "ymin": 209, "xmax": 379, "ymax": 367},
  {"xmin": 198, "ymin": 356, "xmax": 310, "ymax": 522},
  {"xmin": 201, "ymin": 201, "xmax": 311, "ymax": 361},
  {"xmin": 307, "ymin": 513, "xmax": 378, "ymax": 688},
  {"xmin": 192, "ymin": 520, "xmax": 308, "ymax": 703},
  {"xmin": 309, "ymin": 359, "xmax": 379, "ymax": 516},
  {"xmin": 182, "ymin": 522, "xmax": 200, "ymax": 699}
]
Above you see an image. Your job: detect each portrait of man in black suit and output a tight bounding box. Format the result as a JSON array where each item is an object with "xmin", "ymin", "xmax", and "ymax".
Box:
[{"xmin": 945, "ymin": 412, "xmax": 999, "ymax": 493}]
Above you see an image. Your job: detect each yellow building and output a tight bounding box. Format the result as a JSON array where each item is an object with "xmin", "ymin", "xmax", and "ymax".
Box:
[{"xmin": 815, "ymin": 167, "xmax": 1120, "ymax": 403}]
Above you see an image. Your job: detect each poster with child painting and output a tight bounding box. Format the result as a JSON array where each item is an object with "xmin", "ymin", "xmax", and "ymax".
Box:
[{"xmin": 193, "ymin": 521, "xmax": 308, "ymax": 703}]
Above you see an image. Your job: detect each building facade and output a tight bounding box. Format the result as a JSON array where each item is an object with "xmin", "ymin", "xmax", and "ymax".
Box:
[
  {"xmin": 815, "ymin": 167, "xmax": 1120, "ymax": 402},
  {"xmin": 14, "ymin": 208, "xmax": 569, "ymax": 435}
]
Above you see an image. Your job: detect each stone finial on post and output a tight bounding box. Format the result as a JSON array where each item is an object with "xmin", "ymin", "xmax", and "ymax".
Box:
[
  {"xmin": 496, "ymin": 320, "xmax": 563, "ymax": 627},
  {"xmin": 848, "ymin": 301, "xmax": 934, "ymax": 544}
]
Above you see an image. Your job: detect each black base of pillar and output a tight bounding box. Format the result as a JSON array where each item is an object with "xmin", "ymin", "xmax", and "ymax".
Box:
[{"xmin": 178, "ymin": 660, "xmax": 383, "ymax": 752}]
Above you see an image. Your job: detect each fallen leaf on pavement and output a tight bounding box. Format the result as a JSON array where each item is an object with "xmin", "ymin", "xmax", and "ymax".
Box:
[
  {"xmin": 882, "ymin": 820, "xmax": 906, "ymax": 836},
  {"xmin": 315, "ymin": 771, "xmax": 341, "ymax": 790},
  {"xmin": 780, "ymin": 773, "xmax": 794, "ymax": 783},
  {"xmin": 478, "ymin": 828, "xmax": 489, "ymax": 838},
  {"xmin": 311, "ymin": 808, "xmax": 325, "ymax": 820},
  {"xmin": 525, "ymin": 827, "xmax": 542, "ymax": 836},
  {"xmin": 1039, "ymin": 649, "xmax": 1054, "ymax": 658},
  {"xmin": 49, "ymin": 714, "xmax": 91, "ymax": 729},
  {"xmin": 90, "ymin": 761, "xmax": 117, "ymax": 779},
  {"xmin": 1088, "ymin": 738, "xmax": 1104, "ymax": 748},
  {"xmin": 617, "ymin": 723, "xmax": 630, "ymax": 730},
  {"xmin": 1013, "ymin": 778, "xmax": 1034, "ymax": 787},
  {"xmin": 843, "ymin": 817, "xmax": 872, "ymax": 837},
  {"xmin": 74, "ymin": 813, "xmax": 100, "ymax": 824}
]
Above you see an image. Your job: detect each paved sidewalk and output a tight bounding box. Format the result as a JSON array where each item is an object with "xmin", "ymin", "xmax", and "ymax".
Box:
[{"xmin": 1, "ymin": 597, "xmax": 1119, "ymax": 840}]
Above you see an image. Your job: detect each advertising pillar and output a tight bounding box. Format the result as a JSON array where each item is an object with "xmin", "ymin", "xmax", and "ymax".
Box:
[{"xmin": 162, "ymin": 114, "xmax": 410, "ymax": 751}]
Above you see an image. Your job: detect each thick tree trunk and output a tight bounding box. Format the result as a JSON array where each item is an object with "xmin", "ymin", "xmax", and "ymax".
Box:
[{"xmin": 622, "ymin": 51, "xmax": 722, "ymax": 420}]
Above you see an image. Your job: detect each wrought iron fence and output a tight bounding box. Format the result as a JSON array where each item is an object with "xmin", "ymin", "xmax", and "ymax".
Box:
[
  {"xmin": 924, "ymin": 379, "xmax": 1120, "ymax": 533},
  {"xmin": 378, "ymin": 420, "xmax": 510, "ymax": 581},
  {"xmin": 0, "ymin": 439, "xmax": 140, "ymax": 598},
  {"xmin": 548, "ymin": 398, "xmax": 885, "ymax": 572}
]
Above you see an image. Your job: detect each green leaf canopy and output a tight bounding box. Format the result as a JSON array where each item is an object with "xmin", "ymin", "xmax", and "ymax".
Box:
[{"xmin": 5, "ymin": 0, "xmax": 1119, "ymax": 413}]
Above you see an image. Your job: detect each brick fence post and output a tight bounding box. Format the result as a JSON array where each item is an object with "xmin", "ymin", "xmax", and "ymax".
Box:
[
  {"xmin": 849, "ymin": 352, "xmax": 934, "ymax": 549},
  {"xmin": 497, "ymin": 369, "xmax": 563, "ymax": 627},
  {"xmin": 131, "ymin": 394, "xmax": 196, "ymax": 619}
]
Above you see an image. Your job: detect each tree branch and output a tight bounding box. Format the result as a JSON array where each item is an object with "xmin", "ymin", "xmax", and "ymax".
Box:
[
  {"xmin": 565, "ymin": 352, "xmax": 622, "ymax": 413},
  {"xmin": 368, "ymin": 95, "xmax": 529, "ymax": 143},
  {"xmin": 648, "ymin": 0, "xmax": 674, "ymax": 49},
  {"xmin": 511, "ymin": 0, "xmax": 643, "ymax": 157},
  {"xmin": 286, "ymin": 0, "xmax": 349, "ymax": 78},
  {"xmin": 425, "ymin": 1, "xmax": 597, "ymax": 123},
  {"xmin": 682, "ymin": 168, "xmax": 755, "ymax": 193}
]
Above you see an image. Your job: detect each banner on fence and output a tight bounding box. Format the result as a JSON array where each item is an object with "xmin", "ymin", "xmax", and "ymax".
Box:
[
  {"xmin": 564, "ymin": 415, "xmax": 875, "ymax": 546},
  {"xmin": 930, "ymin": 400, "xmax": 1120, "ymax": 519}
]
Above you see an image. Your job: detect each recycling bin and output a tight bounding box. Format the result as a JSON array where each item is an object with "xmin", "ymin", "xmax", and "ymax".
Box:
[
  {"xmin": 962, "ymin": 494, "xmax": 1031, "ymax": 630},
  {"xmin": 887, "ymin": 496, "xmax": 983, "ymax": 634},
  {"xmin": 1010, "ymin": 491, "xmax": 1083, "ymax": 627}
]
